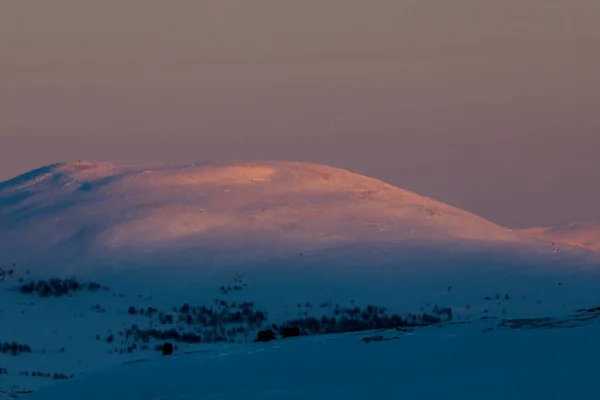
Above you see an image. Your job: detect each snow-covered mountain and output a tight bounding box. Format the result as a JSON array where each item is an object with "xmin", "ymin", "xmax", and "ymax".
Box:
[
  {"xmin": 2, "ymin": 161, "xmax": 593, "ymax": 273},
  {"xmin": 518, "ymin": 222, "xmax": 600, "ymax": 252},
  {"xmin": 0, "ymin": 160, "xmax": 523, "ymax": 266},
  {"xmin": 1, "ymin": 161, "xmax": 599, "ymax": 398}
]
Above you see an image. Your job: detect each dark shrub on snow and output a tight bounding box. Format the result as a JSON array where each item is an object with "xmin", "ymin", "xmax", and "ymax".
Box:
[
  {"xmin": 255, "ymin": 330, "xmax": 276, "ymax": 342},
  {"xmin": 280, "ymin": 326, "xmax": 300, "ymax": 338},
  {"xmin": 18, "ymin": 277, "xmax": 104, "ymax": 297},
  {"xmin": 0, "ymin": 342, "xmax": 32, "ymax": 355},
  {"xmin": 162, "ymin": 342, "xmax": 173, "ymax": 356}
]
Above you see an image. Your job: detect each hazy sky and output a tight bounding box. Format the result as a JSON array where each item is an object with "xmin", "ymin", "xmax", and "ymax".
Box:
[{"xmin": 1, "ymin": 0, "xmax": 599, "ymax": 228}]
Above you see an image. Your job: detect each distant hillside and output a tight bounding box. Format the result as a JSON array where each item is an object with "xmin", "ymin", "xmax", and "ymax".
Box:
[{"xmin": 518, "ymin": 222, "xmax": 600, "ymax": 252}]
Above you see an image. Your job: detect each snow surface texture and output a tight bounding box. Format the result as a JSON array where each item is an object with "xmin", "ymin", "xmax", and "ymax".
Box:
[
  {"xmin": 519, "ymin": 221, "xmax": 600, "ymax": 252},
  {"xmin": 25, "ymin": 318, "xmax": 600, "ymax": 400},
  {"xmin": 1, "ymin": 161, "xmax": 600, "ymax": 398}
]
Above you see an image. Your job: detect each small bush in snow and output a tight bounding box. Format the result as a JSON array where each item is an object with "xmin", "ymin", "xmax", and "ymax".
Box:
[
  {"xmin": 0, "ymin": 342, "xmax": 32, "ymax": 355},
  {"xmin": 18, "ymin": 370, "xmax": 73, "ymax": 380},
  {"xmin": 17, "ymin": 277, "xmax": 105, "ymax": 297}
]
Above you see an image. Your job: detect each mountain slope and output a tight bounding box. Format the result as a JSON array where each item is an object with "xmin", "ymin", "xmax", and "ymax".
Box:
[
  {"xmin": 0, "ymin": 160, "xmax": 567, "ymax": 270},
  {"xmin": 0, "ymin": 160, "xmax": 519, "ymax": 249},
  {"xmin": 518, "ymin": 222, "xmax": 600, "ymax": 252}
]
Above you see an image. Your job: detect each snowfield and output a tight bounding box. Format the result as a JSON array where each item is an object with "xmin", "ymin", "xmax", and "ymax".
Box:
[
  {"xmin": 0, "ymin": 161, "xmax": 599, "ymax": 398},
  {"xmin": 25, "ymin": 317, "xmax": 600, "ymax": 400}
]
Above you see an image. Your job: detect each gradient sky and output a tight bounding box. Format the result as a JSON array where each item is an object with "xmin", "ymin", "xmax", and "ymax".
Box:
[{"xmin": 1, "ymin": 0, "xmax": 599, "ymax": 228}]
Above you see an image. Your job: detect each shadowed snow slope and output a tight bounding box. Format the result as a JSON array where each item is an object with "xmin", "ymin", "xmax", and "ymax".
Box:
[
  {"xmin": 518, "ymin": 222, "xmax": 600, "ymax": 252},
  {"xmin": 25, "ymin": 319, "xmax": 600, "ymax": 400}
]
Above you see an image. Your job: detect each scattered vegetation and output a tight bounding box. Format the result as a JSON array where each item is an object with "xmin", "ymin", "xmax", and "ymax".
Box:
[
  {"xmin": 576, "ymin": 306, "xmax": 600, "ymax": 313},
  {"xmin": 123, "ymin": 325, "xmax": 202, "ymax": 344},
  {"xmin": 0, "ymin": 342, "xmax": 32, "ymax": 355},
  {"xmin": 499, "ymin": 310, "xmax": 599, "ymax": 330},
  {"xmin": 278, "ymin": 304, "xmax": 452, "ymax": 337},
  {"xmin": 8, "ymin": 274, "xmax": 459, "ymax": 360},
  {"xmin": 91, "ymin": 304, "xmax": 106, "ymax": 313},
  {"xmin": 484, "ymin": 293, "xmax": 511, "ymax": 301},
  {"xmin": 362, "ymin": 335, "xmax": 389, "ymax": 343},
  {"xmin": 18, "ymin": 371, "xmax": 73, "ymax": 380},
  {"xmin": 109, "ymin": 344, "xmax": 137, "ymax": 354},
  {"xmin": 99, "ymin": 290, "xmax": 457, "ymax": 353},
  {"xmin": 219, "ymin": 274, "xmax": 247, "ymax": 294},
  {"xmin": 0, "ymin": 388, "xmax": 33, "ymax": 398},
  {"xmin": 0, "ymin": 266, "xmax": 16, "ymax": 282},
  {"xmin": 17, "ymin": 277, "xmax": 105, "ymax": 297},
  {"xmin": 279, "ymin": 326, "xmax": 300, "ymax": 338},
  {"xmin": 113, "ymin": 299, "xmax": 267, "ymax": 347}
]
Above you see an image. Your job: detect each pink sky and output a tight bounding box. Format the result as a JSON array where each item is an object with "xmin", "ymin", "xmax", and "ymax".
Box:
[{"xmin": 1, "ymin": 1, "xmax": 599, "ymax": 228}]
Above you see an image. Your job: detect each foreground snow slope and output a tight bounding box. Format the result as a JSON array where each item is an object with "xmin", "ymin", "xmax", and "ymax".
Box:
[
  {"xmin": 26, "ymin": 315, "xmax": 600, "ymax": 400},
  {"xmin": 518, "ymin": 222, "xmax": 600, "ymax": 252}
]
